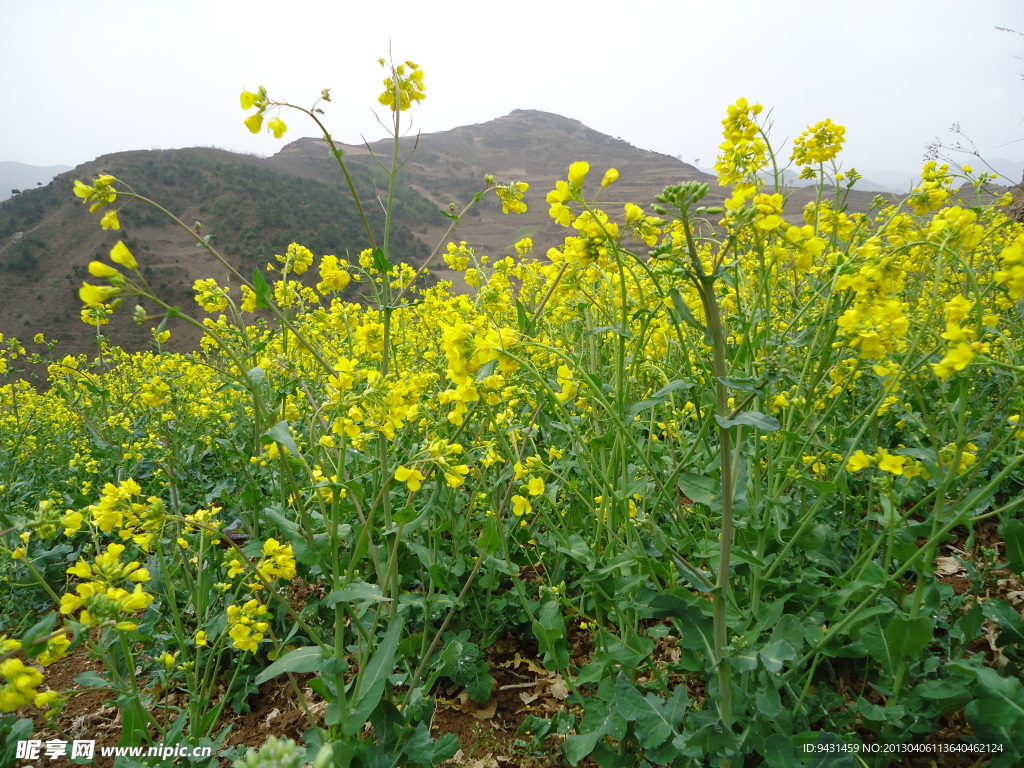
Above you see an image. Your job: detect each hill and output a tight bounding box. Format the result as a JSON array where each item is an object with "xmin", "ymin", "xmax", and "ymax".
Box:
[{"xmin": 0, "ymin": 110, "xmax": 896, "ymax": 361}]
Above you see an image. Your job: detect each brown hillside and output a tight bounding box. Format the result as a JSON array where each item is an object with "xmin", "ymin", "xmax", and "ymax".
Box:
[{"xmin": 0, "ymin": 110, "xmax": 899, "ymax": 366}]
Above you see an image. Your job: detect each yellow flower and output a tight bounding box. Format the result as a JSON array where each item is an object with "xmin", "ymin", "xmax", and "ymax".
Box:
[
  {"xmin": 876, "ymin": 449, "xmax": 907, "ymax": 476},
  {"xmin": 512, "ymin": 495, "xmax": 532, "ymax": 517},
  {"xmin": 600, "ymin": 168, "xmax": 619, "ymax": 188},
  {"xmin": 100, "ymin": 210, "xmax": 121, "ymax": 230},
  {"xmin": 240, "ymin": 88, "xmax": 266, "ymax": 110},
  {"xmin": 377, "ymin": 59, "xmax": 427, "ymax": 111},
  {"xmin": 267, "ymin": 117, "xmax": 287, "ymax": 138},
  {"xmin": 568, "ymin": 161, "xmax": 590, "ymax": 187},
  {"xmin": 158, "ymin": 651, "xmax": 177, "ymax": 670},
  {"xmin": 846, "ymin": 450, "xmax": 873, "ymax": 472},
  {"xmin": 495, "ymin": 182, "xmax": 529, "ymax": 214},
  {"xmin": 527, "ymin": 476, "xmax": 545, "ymax": 496},
  {"xmin": 394, "ymin": 465, "xmax": 426, "ymax": 492},
  {"xmin": 791, "ymin": 118, "xmax": 846, "ymax": 165},
  {"xmin": 79, "ymin": 283, "xmax": 119, "ymax": 307},
  {"xmin": 109, "ymin": 241, "xmax": 137, "ymax": 270},
  {"xmin": 244, "ymin": 113, "xmax": 263, "ymax": 134},
  {"xmin": 195, "ymin": 630, "xmax": 208, "ymax": 647},
  {"xmin": 88, "ymin": 261, "xmax": 120, "ymax": 278}
]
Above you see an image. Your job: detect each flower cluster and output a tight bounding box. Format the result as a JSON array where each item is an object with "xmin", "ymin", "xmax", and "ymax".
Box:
[
  {"xmin": 0, "ymin": 658, "xmax": 58, "ymax": 713},
  {"xmin": 495, "ymin": 182, "xmax": 529, "ymax": 214},
  {"xmin": 226, "ymin": 599, "xmax": 271, "ymax": 652},
  {"xmin": 240, "ymin": 86, "xmax": 287, "ymax": 137},
  {"xmin": 59, "ymin": 543, "xmax": 154, "ymax": 631},
  {"xmin": 377, "ymin": 59, "xmax": 426, "ymax": 111},
  {"xmin": 714, "ymin": 97, "xmax": 768, "ymax": 186},
  {"xmin": 791, "ymin": 118, "xmax": 846, "ymax": 166}
]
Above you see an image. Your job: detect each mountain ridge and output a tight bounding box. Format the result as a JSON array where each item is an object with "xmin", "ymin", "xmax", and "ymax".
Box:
[{"xmin": 0, "ymin": 109, "xmax": 892, "ymax": 363}]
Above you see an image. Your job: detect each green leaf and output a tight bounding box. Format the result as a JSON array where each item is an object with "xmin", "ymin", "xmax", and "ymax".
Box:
[
  {"xmin": 477, "ymin": 516, "xmax": 502, "ymax": 554},
  {"xmin": 403, "ymin": 723, "xmax": 460, "ymax": 766},
  {"xmin": 325, "ymin": 581, "xmax": 389, "ymax": 607},
  {"xmin": 344, "ymin": 618, "xmax": 403, "ymax": 737},
  {"xmin": 761, "ymin": 733, "xmax": 798, "ymax": 768},
  {"xmin": 533, "ymin": 599, "xmax": 569, "ymax": 670},
  {"xmin": 981, "ymin": 598, "xmax": 1024, "ymax": 645},
  {"xmin": 584, "ymin": 324, "xmax": 631, "ymax": 339},
  {"xmin": 884, "ymin": 615, "xmax": 932, "ymax": 659},
  {"xmin": 760, "ymin": 638, "xmax": 797, "ymax": 673},
  {"xmin": 626, "ymin": 398, "xmax": 663, "ymax": 420},
  {"xmin": 246, "ymin": 366, "xmax": 265, "ymax": 386},
  {"xmin": 669, "ymin": 287, "xmax": 705, "ymax": 331},
  {"xmin": 255, "ymin": 646, "xmax": 326, "ymax": 684},
  {"xmin": 371, "ymin": 247, "xmax": 394, "ymax": 275},
  {"xmin": 677, "ymin": 473, "xmax": 717, "ymax": 507},
  {"xmin": 19, "ymin": 612, "xmax": 58, "ymax": 656},
  {"xmin": 556, "ymin": 534, "xmax": 596, "ymax": 570},
  {"xmin": 649, "ymin": 595, "xmax": 714, "ymax": 655},
  {"xmin": 262, "ymin": 420, "xmax": 298, "ymax": 456},
  {"xmin": 1002, "ymin": 518, "xmax": 1024, "ymax": 575},
  {"xmin": 718, "ymin": 376, "xmax": 762, "ymax": 393},
  {"xmin": 252, "ymin": 268, "xmax": 272, "ymax": 308},
  {"xmin": 771, "ymin": 613, "xmax": 805, "ymax": 652},
  {"xmin": 755, "ymin": 678, "xmax": 783, "ymax": 718},
  {"xmin": 117, "ymin": 694, "xmax": 149, "ymax": 746},
  {"xmin": 715, "ymin": 411, "xmax": 780, "ymax": 431},
  {"xmin": 74, "ymin": 671, "xmax": 110, "ymax": 689},
  {"xmin": 651, "ymin": 379, "xmax": 695, "ymax": 398},
  {"xmin": 614, "ymin": 672, "xmax": 673, "ymax": 749},
  {"xmin": 515, "ymin": 298, "xmax": 536, "ymax": 337}
]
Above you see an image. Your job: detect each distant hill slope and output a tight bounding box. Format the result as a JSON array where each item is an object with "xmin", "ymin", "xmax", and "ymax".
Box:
[
  {"xmin": 0, "ymin": 147, "xmax": 434, "ymax": 358},
  {"xmin": 0, "ymin": 161, "xmax": 73, "ymax": 202},
  {"xmin": 0, "ymin": 110, "xmax": 895, "ymax": 361}
]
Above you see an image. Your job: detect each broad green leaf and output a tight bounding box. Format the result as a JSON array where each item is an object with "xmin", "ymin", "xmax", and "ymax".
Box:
[
  {"xmin": 325, "ymin": 581, "xmax": 389, "ymax": 607},
  {"xmin": 403, "ymin": 723, "xmax": 460, "ymax": 766},
  {"xmin": 884, "ymin": 615, "xmax": 932, "ymax": 659},
  {"xmin": 715, "ymin": 411, "xmax": 780, "ymax": 431},
  {"xmin": 252, "ymin": 268, "xmax": 272, "ymax": 308},
  {"xmin": 669, "ymin": 287, "xmax": 705, "ymax": 331},
  {"xmin": 755, "ymin": 679, "xmax": 782, "ymax": 718},
  {"xmin": 760, "ymin": 638, "xmax": 797, "ymax": 673},
  {"xmin": 761, "ymin": 733, "xmax": 798, "ymax": 768},
  {"xmin": 649, "ymin": 595, "xmax": 715, "ymax": 655},
  {"xmin": 262, "ymin": 420, "xmax": 298, "ymax": 456},
  {"xmin": 533, "ymin": 599, "xmax": 569, "ymax": 670},
  {"xmin": 718, "ymin": 376, "xmax": 762, "ymax": 392},
  {"xmin": 584, "ymin": 324, "xmax": 631, "ymax": 339},
  {"xmin": 981, "ymin": 598, "xmax": 1024, "ymax": 645},
  {"xmin": 74, "ymin": 671, "xmax": 110, "ymax": 689},
  {"xmin": 515, "ymin": 298, "xmax": 535, "ymax": 337},
  {"xmin": 370, "ymin": 247, "xmax": 393, "ymax": 274},
  {"xmin": 255, "ymin": 646, "xmax": 326, "ymax": 684},
  {"xmin": 344, "ymin": 618, "xmax": 403, "ymax": 737},
  {"xmin": 771, "ymin": 613, "xmax": 805, "ymax": 652},
  {"xmin": 557, "ymin": 533, "xmax": 596, "ymax": 570},
  {"xmin": 477, "ymin": 515, "xmax": 502, "ymax": 554},
  {"xmin": 614, "ymin": 672, "xmax": 673, "ymax": 749},
  {"xmin": 677, "ymin": 473, "xmax": 717, "ymax": 507},
  {"xmin": 651, "ymin": 379, "xmax": 695, "ymax": 398}
]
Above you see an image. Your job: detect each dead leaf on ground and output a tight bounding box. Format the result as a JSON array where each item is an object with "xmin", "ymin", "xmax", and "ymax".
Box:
[{"xmin": 454, "ymin": 691, "xmax": 497, "ymax": 720}]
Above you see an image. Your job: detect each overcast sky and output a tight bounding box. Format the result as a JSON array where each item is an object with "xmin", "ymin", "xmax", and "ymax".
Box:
[{"xmin": 2, "ymin": 0, "xmax": 1022, "ymax": 182}]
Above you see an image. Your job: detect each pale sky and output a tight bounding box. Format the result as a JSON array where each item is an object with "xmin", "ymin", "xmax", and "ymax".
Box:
[{"xmin": 2, "ymin": 0, "xmax": 1022, "ymax": 181}]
